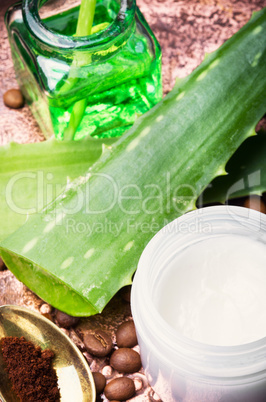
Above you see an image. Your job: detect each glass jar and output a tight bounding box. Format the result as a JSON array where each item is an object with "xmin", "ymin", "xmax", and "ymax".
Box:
[
  {"xmin": 131, "ymin": 206, "xmax": 266, "ymax": 402},
  {"xmin": 5, "ymin": 0, "xmax": 162, "ymax": 140}
]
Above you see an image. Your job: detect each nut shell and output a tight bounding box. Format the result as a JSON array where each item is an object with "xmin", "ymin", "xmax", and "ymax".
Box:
[
  {"xmin": 92, "ymin": 372, "xmax": 106, "ymax": 394},
  {"xmin": 83, "ymin": 329, "xmax": 113, "ymax": 357},
  {"xmin": 110, "ymin": 348, "xmax": 142, "ymax": 373},
  {"xmin": 55, "ymin": 310, "xmax": 80, "ymax": 328},
  {"xmin": 3, "ymin": 89, "xmax": 24, "ymax": 109},
  {"xmin": 116, "ymin": 320, "xmax": 137, "ymax": 348},
  {"xmin": 104, "ymin": 377, "xmax": 135, "ymax": 401}
]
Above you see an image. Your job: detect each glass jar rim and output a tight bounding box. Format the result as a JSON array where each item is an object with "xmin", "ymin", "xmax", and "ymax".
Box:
[
  {"xmin": 131, "ymin": 206, "xmax": 266, "ymax": 378},
  {"xmin": 22, "ymin": 0, "xmax": 136, "ymax": 50}
]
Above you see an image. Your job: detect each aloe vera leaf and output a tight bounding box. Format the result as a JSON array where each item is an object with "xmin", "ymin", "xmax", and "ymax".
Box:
[
  {"xmin": 1, "ymin": 9, "xmax": 266, "ymax": 316},
  {"xmin": 0, "ymin": 137, "xmax": 114, "ymax": 241},
  {"xmin": 198, "ymin": 130, "xmax": 266, "ymax": 205}
]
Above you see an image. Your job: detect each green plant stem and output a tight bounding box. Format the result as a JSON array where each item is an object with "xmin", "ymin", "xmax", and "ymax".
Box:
[
  {"xmin": 76, "ymin": 0, "xmax": 96, "ymax": 36},
  {"xmin": 57, "ymin": 23, "xmax": 109, "ymax": 96},
  {"xmin": 63, "ymin": 0, "xmax": 96, "ymax": 141},
  {"xmin": 64, "ymin": 99, "xmax": 88, "ymax": 140}
]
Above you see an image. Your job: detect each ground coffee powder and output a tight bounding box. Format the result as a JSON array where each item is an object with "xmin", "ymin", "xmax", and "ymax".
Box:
[{"xmin": 1, "ymin": 336, "xmax": 60, "ymax": 401}]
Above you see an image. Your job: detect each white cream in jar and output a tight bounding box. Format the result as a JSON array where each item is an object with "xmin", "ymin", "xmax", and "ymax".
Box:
[
  {"xmin": 156, "ymin": 234, "xmax": 266, "ymax": 346},
  {"xmin": 132, "ymin": 206, "xmax": 266, "ymax": 402}
]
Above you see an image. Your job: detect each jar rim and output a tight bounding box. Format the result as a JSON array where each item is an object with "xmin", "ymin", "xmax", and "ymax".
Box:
[
  {"xmin": 131, "ymin": 206, "xmax": 266, "ymax": 377},
  {"xmin": 22, "ymin": 0, "xmax": 135, "ymax": 50}
]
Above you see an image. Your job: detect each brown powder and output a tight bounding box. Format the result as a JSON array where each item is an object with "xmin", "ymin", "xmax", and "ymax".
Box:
[{"xmin": 1, "ymin": 336, "xmax": 60, "ymax": 402}]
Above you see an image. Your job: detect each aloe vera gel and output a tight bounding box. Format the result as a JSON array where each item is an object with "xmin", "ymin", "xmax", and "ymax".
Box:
[
  {"xmin": 5, "ymin": 0, "xmax": 162, "ymax": 140},
  {"xmin": 132, "ymin": 206, "xmax": 266, "ymax": 402}
]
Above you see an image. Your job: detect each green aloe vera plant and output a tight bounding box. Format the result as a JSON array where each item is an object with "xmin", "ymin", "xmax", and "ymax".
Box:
[
  {"xmin": 1, "ymin": 9, "xmax": 266, "ymax": 316},
  {"xmin": 199, "ymin": 128, "xmax": 266, "ymax": 204},
  {"xmin": 1, "ymin": 127, "xmax": 265, "ymax": 242},
  {"xmin": 0, "ymin": 136, "xmax": 116, "ymax": 242}
]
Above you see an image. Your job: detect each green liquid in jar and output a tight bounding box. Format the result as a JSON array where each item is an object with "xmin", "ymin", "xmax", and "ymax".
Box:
[{"xmin": 6, "ymin": 0, "xmax": 162, "ymax": 140}]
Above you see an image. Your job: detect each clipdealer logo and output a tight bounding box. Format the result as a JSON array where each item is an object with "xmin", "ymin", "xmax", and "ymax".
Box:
[{"xmin": 5, "ymin": 171, "xmax": 197, "ymax": 216}]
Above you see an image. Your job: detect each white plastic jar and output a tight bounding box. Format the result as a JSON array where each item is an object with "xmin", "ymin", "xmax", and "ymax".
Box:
[{"xmin": 131, "ymin": 206, "xmax": 266, "ymax": 402}]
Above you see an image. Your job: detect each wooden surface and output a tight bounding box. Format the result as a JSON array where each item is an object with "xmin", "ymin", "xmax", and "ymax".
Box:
[{"xmin": 0, "ymin": 1, "xmax": 265, "ymax": 401}]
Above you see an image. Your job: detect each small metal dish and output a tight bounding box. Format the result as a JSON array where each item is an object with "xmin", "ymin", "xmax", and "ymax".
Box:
[{"xmin": 0, "ymin": 305, "xmax": 96, "ymax": 402}]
